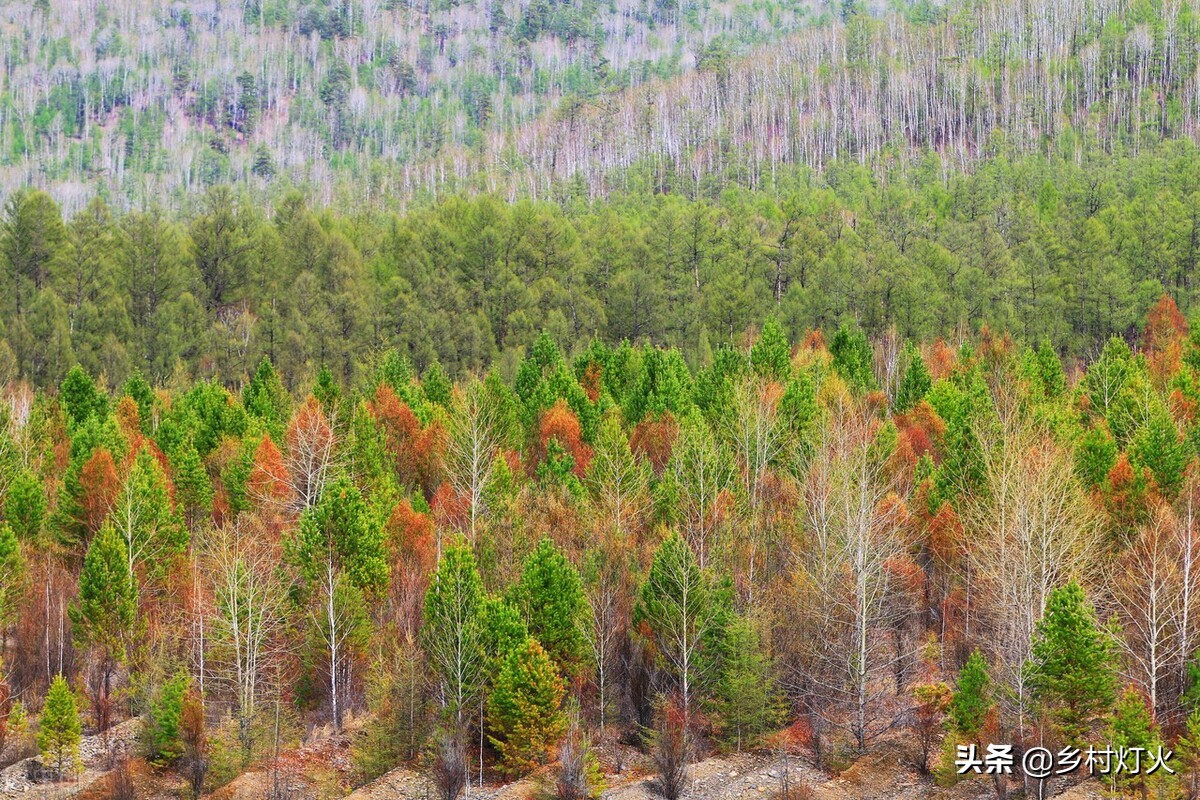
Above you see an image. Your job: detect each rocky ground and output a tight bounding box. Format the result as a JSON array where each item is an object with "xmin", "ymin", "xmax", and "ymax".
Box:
[
  {"xmin": 0, "ymin": 718, "xmax": 141, "ymax": 799},
  {"xmin": 1, "ymin": 721, "xmax": 1110, "ymax": 800}
]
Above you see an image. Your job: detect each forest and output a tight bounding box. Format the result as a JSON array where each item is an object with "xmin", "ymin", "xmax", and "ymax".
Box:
[
  {"xmin": 9, "ymin": 0, "xmax": 1200, "ymax": 795},
  {"xmin": 6, "ymin": 137, "xmax": 1200, "ymax": 396},
  {"xmin": 2, "ymin": 297, "xmax": 1200, "ymax": 798}
]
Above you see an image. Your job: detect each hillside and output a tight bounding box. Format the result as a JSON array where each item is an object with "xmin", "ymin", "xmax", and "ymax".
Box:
[
  {"xmin": 7, "ymin": 0, "xmax": 1200, "ymax": 209},
  {"xmin": 0, "ymin": 0, "xmax": 823, "ymax": 212}
]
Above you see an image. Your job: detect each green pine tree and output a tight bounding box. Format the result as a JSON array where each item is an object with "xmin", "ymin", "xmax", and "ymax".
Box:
[
  {"xmin": 948, "ymin": 650, "xmax": 993, "ymax": 740},
  {"xmin": 1106, "ymin": 686, "xmax": 1163, "ymax": 797},
  {"xmin": 5, "ymin": 468, "xmax": 46, "ymax": 541},
  {"xmin": 895, "ymin": 341, "xmax": 931, "ymax": 411},
  {"xmin": 59, "ymin": 364, "xmax": 108, "ymax": 427},
  {"xmin": 510, "ymin": 539, "xmax": 589, "ymax": 679},
  {"xmin": 829, "ymin": 321, "xmax": 876, "ymax": 393},
  {"xmin": 242, "ymin": 357, "xmax": 289, "ymax": 436},
  {"xmin": 423, "ymin": 360, "xmax": 453, "ymax": 408},
  {"xmin": 486, "ymin": 637, "xmax": 567, "ymax": 777},
  {"xmin": 144, "ymin": 672, "xmax": 190, "ymax": 765},
  {"xmin": 1027, "ymin": 581, "xmax": 1117, "ymax": 745},
  {"xmin": 71, "ymin": 520, "xmax": 137, "ymax": 656},
  {"xmin": 711, "ymin": 616, "xmax": 781, "ymax": 751},
  {"xmin": 749, "ymin": 317, "xmax": 791, "ymax": 381},
  {"xmin": 172, "ymin": 436, "xmax": 213, "ymax": 531},
  {"xmin": 38, "ymin": 675, "xmax": 82, "ymax": 779},
  {"xmin": 0, "ymin": 522, "xmax": 25, "ymax": 629}
]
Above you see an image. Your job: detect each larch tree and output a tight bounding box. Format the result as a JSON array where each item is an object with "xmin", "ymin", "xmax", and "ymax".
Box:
[{"xmin": 70, "ymin": 521, "xmax": 136, "ymax": 732}]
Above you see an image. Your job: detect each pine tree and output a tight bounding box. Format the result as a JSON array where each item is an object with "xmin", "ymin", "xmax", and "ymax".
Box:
[
  {"xmin": 1033, "ymin": 339, "xmax": 1066, "ymax": 398},
  {"xmin": 424, "ymin": 360, "xmax": 453, "ymax": 408},
  {"xmin": 172, "ymin": 436, "xmax": 213, "ymax": 530},
  {"xmin": 711, "ymin": 616, "xmax": 781, "ymax": 751},
  {"xmin": 1107, "ymin": 686, "xmax": 1163, "ymax": 797},
  {"xmin": 59, "ymin": 363, "xmax": 108, "ymax": 428},
  {"xmin": 1075, "ymin": 425, "xmax": 1118, "ymax": 488},
  {"xmin": 144, "ymin": 672, "xmax": 189, "ymax": 765},
  {"xmin": 38, "ymin": 675, "xmax": 82, "ymax": 779},
  {"xmin": 291, "ymin": 474, "xmax": 388, "ymax": 728},
  {"xmin": 510, "ymin": 539, "xmax": 588, "ymax": 678},
  {"xmin": 0, "ymin": 522, "xmax": 25, "ymax": 629},
  {"xmin": 829, "ymin": 321, "xmax": 876, "ymax": 393},
  {"xmin": 1027, "ymin": 581, "xmax": 1117, "ymax": 744},
  {"xmin": 71, "ymin": 521, "xmax": 137, "ymax": 655},
  {"xmin": 895, "ymin": 341, "xmax": 931, "ymax": 411},
  {"xmin": 749, "ymin": 317, "xmax": 791, "ymax": 381},
  {"xmin": 70, "ymin": 521, "xmax": 136, "ymax": 731},
  {"xmin": 948, "ymin": 650, "xmax": 993, "ymax": 740},
  {"xmin": 242, "ymin": 357, "xmax": 289, "ymax": 436},
  {"xmin": 486, "ymin": 637, "xmax": 567, "ymax": 777},
  {"xmin": 4, "ymin": 468, "xmax": 45, "ymax": 541},
  {"xmin": 1129, "ymin": 407, "xmax": 1189, "ymax": 498}
]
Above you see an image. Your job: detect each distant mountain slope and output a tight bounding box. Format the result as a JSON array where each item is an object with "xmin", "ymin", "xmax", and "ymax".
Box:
[
  {"xmin": 0, "ymin": 0, "xmax": 822, "ymax": 211},
  {"xmin": 412, "ymin": 0, "xmax": 1200, "ymax": 200}
]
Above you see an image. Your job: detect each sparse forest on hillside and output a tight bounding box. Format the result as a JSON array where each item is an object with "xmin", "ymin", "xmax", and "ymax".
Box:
[{"xmin": 4, "ymin": 0, "xmax": 1200, "ymax": 208}]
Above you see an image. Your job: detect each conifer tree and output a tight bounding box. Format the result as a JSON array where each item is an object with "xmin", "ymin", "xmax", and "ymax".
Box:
[
  {"xmin": 424, "ymin": 361, "xmax": 453, "ymax": 408},
  {"xmin": 38, "ymin": 675, "xmax": 81, "ymax": 779},
  {"xmin": 1027, "ymin": 581, "xmax": 1117, "ymax": 744},
  {"xmin": 894, "ymin": 341, "xmax": 931, "ymax": 411},
  {"xmin": 1129, "ymin": 408, "xmax": 1189, "ymax": 498},
  {"xmin": 172, "ymin": 436, "xmax": 213, "ymax": 530},
  {"xmin": 4, "ymin": 468, "xmax": 45, "ymax": 541},
  {"xmin": 59, "ymin": 364, "xmax": 108, "ymax": 427},
  {"xmin": 1106, "ymin": 686, "xmax": 1162, "ymax": 797},
  {"xmin": 291, "ymin": 474, "xmax": 388, "ymax": 728},
  {"xmin": 510, "ymin": 539, "xmax": 588, "ymax": 678},
  {"xmin": 0, "ymin": 522, "xmax": 25, "ymax": 630},
  {"xmin": 749, "ymin": 317, "xmax": 791, "ymax": 381},
  {"xmin": 948, "ymin": 650, "xmax": 993, "ymax": 740},
  {"xmin": 486, "ymin": 637, "xmax": 567, "ymax": 777},
  {"xmin": 711, "ymin": 616, "xmax": 781, "ymax": 751},
  {"xmin": 71, "ymin": 521, "xmax": 137, "ymax": 731},
  {"xmin": 144, "ymin": 672, "xmax": 190, "ymax": 765},
  {"xmin": 242, "ymin": 357, "xmax": 290, "ymax": 436},
  {"xmin": 1033, "ymin": 339, "xmax": 1066, "ymax": 398},
  {"xmin": 829, "ymin": 321, "xmax": 876, "ymax": 393}
]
